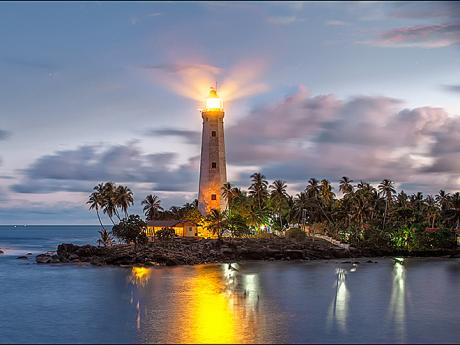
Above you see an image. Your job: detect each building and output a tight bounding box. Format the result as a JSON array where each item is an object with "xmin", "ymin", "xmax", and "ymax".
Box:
[
  {"xmin": 198, "ymin": 87, "xmax": 228, "ymax": 215},
  {"xmin": 146, "ymin": 220, "xmax": 198, "ymax": 238}
]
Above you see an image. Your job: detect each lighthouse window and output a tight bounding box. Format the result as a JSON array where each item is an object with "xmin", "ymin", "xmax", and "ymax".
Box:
[
  {"xmin": 211, "ymin": 162, "xmax": 217, "ymax": 169},
  {"xmin": 211, "ymin": 194, "xmax": 217, "ymax": 200},
  {"xmin": 211, "ymin": 131, "xmax": 216, "ymax": 137}
]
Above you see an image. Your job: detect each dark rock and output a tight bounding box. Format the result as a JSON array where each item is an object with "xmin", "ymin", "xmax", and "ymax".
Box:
[
  {"xmin": 26, "ymin": 253, "xmax": 33, "ymax": 256},
  {"xmin": 90, "ymin": 257, "xmax": 105, "ymax": 266},
  {"xmin": 36, "ymin": 254, "xmax": 52, "ymax": 264},
  {"xmin": 57, "ymin": 243, "xmax": 80, "ymax": 256},
  {"xmin": 285, "ymin": 249, "xmax": 304, "ymax": 259},
  {"xmin": 16, "ymin": 256, "xmax": 28, "ymax": 260},
  {"xmin": 220, "ymin": 246, "xmax": 234, "ymax": 255},
  {"xmin": 69, "ymin": 253, "xmax": 80, "ymax": 261},
  {"xmin": 0, "ymin": 249, "xmax": 4, "ymax": 254},
  {"xmin": 50, "ymin": 255, "xmax": 61, "ymax": 263}
]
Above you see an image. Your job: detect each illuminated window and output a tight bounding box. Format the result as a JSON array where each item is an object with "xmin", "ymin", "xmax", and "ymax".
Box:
[
  {"xmin": 211, "ymin": 162, "xmax": 216, "ymax": 168},
  {"xmin": 211, "ymin": 131, "xmax": 216, "ymax": 137},
  {"xmin": 211, "ymin": 194, "xmax": 217, "ymax": 200}
]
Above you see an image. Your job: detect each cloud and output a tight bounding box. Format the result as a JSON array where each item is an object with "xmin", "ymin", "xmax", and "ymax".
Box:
[
  {"xmin": 145, "ymin": 128, "xmax": 201, "ymax": 145},
  {"xmin": 142, "ymin": 63, "xmax": 221, "ymax": 75},
  {"xmin": 368, "ymin": 23, "xmax": 460, "ymax": 48},
  {"xmin": 266, "ymin": 16, "xmax": 297, "ymax": 25},
  {"xmin": 442, "ymin": 84, "xmax": 460, "ymax": 93},
  {"xmin": 12, "ymin": 143, "xmax": 200, "ymax": 194},
  {"xmin": 388, "ymin": 2, "xmax": 460, "ymax": 21},
  {"xmin": 225, "ymin": 86, "xmax": 460, "ymax": 193},
  {"xmin": 325, "ymin": 20, "xmax": 348, "ymax": 26},
  {"xmin": 1, "ymin": 57, "xmax": 57, "ymax": 71},
  {"xmin": 0, "ymin": 129, "xmax": 10, "ymax": 140}
]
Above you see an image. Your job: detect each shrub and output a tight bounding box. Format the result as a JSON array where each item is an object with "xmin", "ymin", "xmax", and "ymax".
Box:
[
  {"xmin": 97, "ymin": 228, "xmax": 113, "ymax": 247},
  {"xmin": 156, "ymin": 228, "xmax": 176, "ymax": 240},
  {"xmin": 390, "ymin": 225, "xmax": 417, "ymax": 251},
  {"xmin": 285, "ymin": 227, "xmax": 307, "ymax": 241},
  {"xmin": 112, "ymin": 215, "xmax": 147, "ymax": 248}
]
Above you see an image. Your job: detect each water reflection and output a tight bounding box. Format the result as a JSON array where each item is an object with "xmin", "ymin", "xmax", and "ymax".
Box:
[
  {"xmin": 129, "ymin": 264, "xmax": 261, "ymax": 343},
  {"xmin": 130, "ymin": 267, "xmax": 152, "ymax": 287},
  {"xmin": 327, "ymin": 267, "xmax": 350, "ymax": 332},
  {"xmin": 387, "ymin": 258, "xmax": 407, "ymax": 342}
]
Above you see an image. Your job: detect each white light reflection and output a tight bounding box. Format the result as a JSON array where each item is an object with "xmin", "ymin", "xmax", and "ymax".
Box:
[
  {"xmin": 387, "ymin": 257, "xmax": 407, "ymax": 342},
  {"xmin": 327, "ymin": 267, "xmax": 350, "ymax": 333}
]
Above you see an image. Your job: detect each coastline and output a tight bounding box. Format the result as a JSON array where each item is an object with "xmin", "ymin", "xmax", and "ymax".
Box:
[{"xmin": 34, "ymin": 237, "xmax": 460, "ymax": 267}]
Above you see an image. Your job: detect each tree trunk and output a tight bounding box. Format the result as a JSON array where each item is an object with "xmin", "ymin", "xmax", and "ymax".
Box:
[
  {"xmin": 96, "ymin": 209, "xmax": 105, "ymax": 231},
  {"xmin": 382, "ymin": 199, "xmax": 388, "ymax": 231}
]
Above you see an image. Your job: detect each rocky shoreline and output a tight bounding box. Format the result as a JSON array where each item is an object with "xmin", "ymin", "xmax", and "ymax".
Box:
[{"xmin": 34, "ymin": 237, "xmax": 460, "ymax": 267}]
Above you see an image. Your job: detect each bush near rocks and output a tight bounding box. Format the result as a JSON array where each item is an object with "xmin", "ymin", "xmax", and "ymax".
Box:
[{"xmin": 156, "ymin": 228, "xmax": 176, "ymax": 240}]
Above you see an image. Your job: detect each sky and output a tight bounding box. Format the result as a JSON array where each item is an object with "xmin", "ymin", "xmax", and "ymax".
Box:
[{"xmin": 0, "ymin": 1, "xmax": 460, "ymax": 224}]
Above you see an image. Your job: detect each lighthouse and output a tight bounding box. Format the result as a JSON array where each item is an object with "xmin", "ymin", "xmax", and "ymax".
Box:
[{"xmin": 198, "ymin": 87, "xmax": 228, "ymax": 215}]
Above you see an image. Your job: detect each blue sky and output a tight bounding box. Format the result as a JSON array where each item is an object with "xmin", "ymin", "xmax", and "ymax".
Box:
[{"xmin": 0, "ymin": 1, "xmax": 459, "ymax": 224}]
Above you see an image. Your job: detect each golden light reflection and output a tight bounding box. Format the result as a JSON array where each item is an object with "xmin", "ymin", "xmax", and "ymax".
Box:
[
  {"xmin": 327, "ymin": 268, "xmax": 349, "ymax": 332},
  {"xmin": 387, "ymin": 258, "xmax": 407, "ymax": 341},
  {"xmin": 174, "ymin": 264, "xmax": 260, "ymax": 344},
  {"xmin": 130, "ymin": 267, "xmax": 152, "ymax": 287}
]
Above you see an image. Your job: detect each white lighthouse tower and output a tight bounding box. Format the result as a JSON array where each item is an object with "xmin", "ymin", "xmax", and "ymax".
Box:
[{"xmin": 198, "ymin": 87, "xmax": 228, "ymax": 215}]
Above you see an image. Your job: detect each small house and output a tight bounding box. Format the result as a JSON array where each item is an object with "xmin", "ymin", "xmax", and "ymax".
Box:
[{"xmin": 146, "ymin": 220, "xmax": 198, "ymax": 238}]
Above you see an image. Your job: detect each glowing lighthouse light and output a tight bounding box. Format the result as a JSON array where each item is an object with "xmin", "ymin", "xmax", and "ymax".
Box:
[{"xmin": 205, "ymin": 87, "xmax": 223, "ymax": 111}]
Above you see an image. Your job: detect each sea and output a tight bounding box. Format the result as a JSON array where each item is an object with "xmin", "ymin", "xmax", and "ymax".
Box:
[{"xmin": 1, "ymin": 225, "xmax": 460, "ymax": 344}]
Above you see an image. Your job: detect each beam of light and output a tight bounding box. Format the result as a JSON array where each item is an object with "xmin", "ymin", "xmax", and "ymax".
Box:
[
  {"xmin": 145, "ymin": 58, "xmax": 269, "ymax": 109},
  {"xmin": 327, "ymin": 268, "xmax": 349, "ymax": 333},
  {"xmin": 387, "ymin": 258, "xmax": 407, "ymax": 342}
]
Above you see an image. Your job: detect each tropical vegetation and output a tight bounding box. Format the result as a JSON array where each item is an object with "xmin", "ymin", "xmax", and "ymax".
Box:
[{"xmin": 87, "ymin": 175, "xmax": 460, "ymax": 252}]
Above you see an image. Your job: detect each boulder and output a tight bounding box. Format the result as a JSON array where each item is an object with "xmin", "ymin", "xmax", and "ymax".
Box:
[
  {"xmin": 16, "ymin": 256, "xmax": 28, "ymax": 260},
  {"xmin": 26, "ymin": 253, "xmax": 33, "ymax": 256},
  {"xmin": 285, "ymin": 249, "xmax": 304, "ymax": 260},
  {"xmin": 36, "ymin": 254, "xmax": 52, "ymax": 264},
  {"xmin": 50, "ymin": 255, "xmax": 61, "ymax": 263},
  {"xmin": 220, "ymin": 246, "xmax": 234, "ymax": 255},
  {"xmin": 69, "ymin": 253, "xmax": 80, "ymax": 261},
  {"xmin": 0, "ymin": 249, "xmax": 4, "ymax": 254},
  {"xmin": 57, "ymin": 243, "xmax": 80, "ymax": 256}
]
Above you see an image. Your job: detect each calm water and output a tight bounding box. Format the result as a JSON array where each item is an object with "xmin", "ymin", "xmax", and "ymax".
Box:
[{"xmin": 1, "ymin": 226, "xmax": 460, "ymax": 344}]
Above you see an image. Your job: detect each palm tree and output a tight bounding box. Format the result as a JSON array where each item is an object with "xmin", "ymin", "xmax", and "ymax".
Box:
[
  {"xmin": 436, "ymin": 190, "xmax": 451, "ymax": 212},
  {"xmin": 248, "ymin": 172, "xmax": 268, "ymax": 211},
  {"xmin": 305, "ymin": 178, "xmax": 321, "ymax": 199},
  {"xmin": 378, "ymin": 179, "xmax": 396, "ymax": 231},
  {"xmin": 115, "ymin": 185, "xmax": 134, "ymax": 218},
  {"xmin": 270, "ymin": 179, "xmax": 289, "ymax": 230},
  {"xmin": 424, "ymin": 195, "xmax": 439, "ymax": 228},
  {"xmin": 205, "ymin": 209, "xmax": 227, "ymax": 239},
  {"xmin": 97, "ymin": 228, "xmax": 113, "ymax": 247},
  {"xmin": 101, "ymin": 182, "xmax": 119, "ymax": 223},
  {"xmin": 221, "ymin": 182, "xmax": 235, "ymax": 213},
  {"xmin": 142, "ymin": 194, "xmax": 163, "ymax": 221},
  {"xmin": 293, "ymin": 192, "xmax": 309, "ymax": 225},
  {"xmin": 320, "ymin": 179, "xmax": 335, "ymax": 206},
  {"xmin": 87, "ymin": 190, "xmax": 105, "ymax": 230},
  {"xmin": 447, "ymin": 192, "xmax": 460, "ymax": 230},
  {"xmin": 306, "ymin": 178, "xmax": 332, "ymax": 224},
  {"xmin": 339, "ymin": 176, "xmax": 354, "ymax": 196}
]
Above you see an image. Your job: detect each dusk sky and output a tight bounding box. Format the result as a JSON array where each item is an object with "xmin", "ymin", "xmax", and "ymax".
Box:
[{"xmin": 1, "ymin": 1, "xmax": 460, "ymax": 224}]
